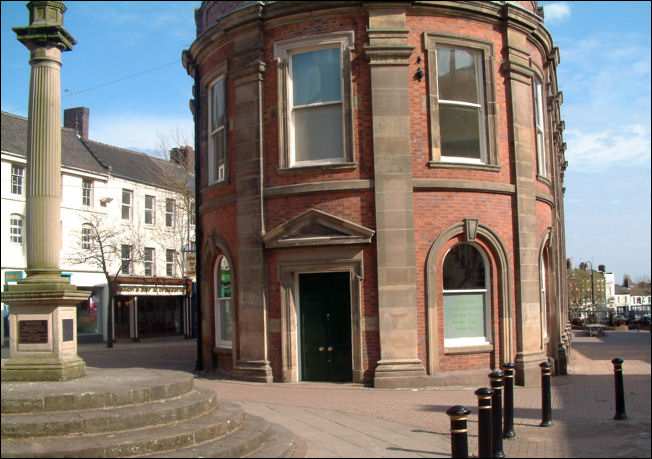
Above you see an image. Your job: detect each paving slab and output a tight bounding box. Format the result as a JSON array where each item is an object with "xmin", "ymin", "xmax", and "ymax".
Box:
[{"xmin": 3, "ymin": 331, "xmax": 649, "ymax": 458}]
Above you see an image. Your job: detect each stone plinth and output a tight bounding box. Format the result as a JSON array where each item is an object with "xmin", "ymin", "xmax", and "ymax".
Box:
[{"xmin": 2, "ymin": 286, "xmax": 90, "ymax": 381}]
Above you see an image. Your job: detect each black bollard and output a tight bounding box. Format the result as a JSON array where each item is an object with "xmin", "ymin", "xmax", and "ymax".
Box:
[
  {"xmin": 475, "ymin": 387, "xmax": 493, "ymax": 458},
  {"xmin": 502, "ymin": 362, "xmax": 516, "ymax": 439},
  {"xmin": 612, "ymin": 358, "xmax": 627, "ymax": 420},
  {"xmin": 489, "ymin": 370, "xmax": 505, "ymax": 457},
  {"xmin": 446, "ymin": 405, "xmax": 472, "ymax": 458},
  {"xmin": 539, "ymin": 361, "xmax": 553, "ymax": 427}
]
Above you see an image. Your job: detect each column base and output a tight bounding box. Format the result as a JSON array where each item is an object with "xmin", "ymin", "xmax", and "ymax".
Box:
[
  {"xmin": 1, "ymin": 357, "xmax": 86, "ymax": 382},
  {"xmin": 373, "ymin": 359, "xmax": 428, "ymax": 388},
  {"xmin": 233, "ymin": 359, "xmax": 273, "ymax": 383},
  {"xmin": 514, "ymin": 352, "xmax": 548, "ymax": 386}
]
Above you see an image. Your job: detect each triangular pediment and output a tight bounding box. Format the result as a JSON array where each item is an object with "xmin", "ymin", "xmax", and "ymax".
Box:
[{"xmin": 263, "ymin": 209, "xmax": 374, "ymax": 248}]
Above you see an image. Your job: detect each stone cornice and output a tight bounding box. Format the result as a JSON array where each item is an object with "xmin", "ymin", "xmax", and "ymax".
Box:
[
  {"xmin": 413, "ymin": 178, "xmax": 515, "ymax": 195},
  {"xmin": 265, "ymin": 179, "xmax": 373, "ymax": 198}
]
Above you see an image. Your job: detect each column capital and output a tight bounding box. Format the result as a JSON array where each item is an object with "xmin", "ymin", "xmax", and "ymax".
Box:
[{"xmin": 13, "ymin": 1, "xmax": 76, "ymax": 52}]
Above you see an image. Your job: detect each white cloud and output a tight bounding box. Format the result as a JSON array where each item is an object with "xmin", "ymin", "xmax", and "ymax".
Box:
[
  {"xmin": 564, "ymin": 125, "xmax": 651, "ymax": 169},
  {"xmin": 89, "ymin": 112, "xmax": 194, "ymax": 153},
  {"xmin": 544, "ymin": 2, "xmax": 571, "ymax": 24}
]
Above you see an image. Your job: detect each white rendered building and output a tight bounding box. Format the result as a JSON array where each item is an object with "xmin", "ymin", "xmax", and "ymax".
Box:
[{"xmin": 2, "ymin": 109, "xmax": 195, "ymax": 343}]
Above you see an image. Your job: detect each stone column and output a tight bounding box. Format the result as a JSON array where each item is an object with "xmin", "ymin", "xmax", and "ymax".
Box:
[
  {"xmin": 230, "ymin": 26, "xmax": 273, "ymax": 383},
  {"xmin": 501, "ymin": 11, "xmax": 547, "ymax": 386},
  {"xmin": 2, "ymin": 1, "xmax": 90, "ymax": 382},
  {"xmin": 365, "ymin": 4, "xmax": 427, "ymax": 388}
]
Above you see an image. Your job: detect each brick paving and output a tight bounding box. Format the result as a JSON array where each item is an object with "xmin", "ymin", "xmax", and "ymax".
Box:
[{"xmin": 3, "ymin": 330, "xmax": 649, "ymax": 457}]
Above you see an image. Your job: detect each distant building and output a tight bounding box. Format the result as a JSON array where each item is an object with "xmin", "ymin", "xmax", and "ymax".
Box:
[
  {"xmin": 1, "ymin": 109, "xmax": 195, "ymax": 343},
  {"xmin": 183, "ymin": 1, "xmax": 569, "ymax": 387}
]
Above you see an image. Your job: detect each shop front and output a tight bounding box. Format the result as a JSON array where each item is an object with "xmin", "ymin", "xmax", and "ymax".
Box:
[{"xmin": 113, "ymin": 277, "xmax": 192, "ymax": 340}]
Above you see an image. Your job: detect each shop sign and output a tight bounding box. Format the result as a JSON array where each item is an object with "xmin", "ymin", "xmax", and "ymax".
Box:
[
  {"xmin": 5, "ymin": 271, "xmax": 23, "ymax": 284},
  {"xmin": 117, "ymin": 284, "xmax": 186, "ymax": 296}
]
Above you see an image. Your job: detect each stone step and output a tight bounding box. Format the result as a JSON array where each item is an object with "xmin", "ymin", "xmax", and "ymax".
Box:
[
  {"xmin": 245, "ymin": 422, "xmax": 298, "ymax": 458},
  {"xmin": 1, "ymin": 388, "xmax": 217, "ymax": 438},
  {"xmin": 145, "ymin": 414, "xmax": 296, "ymax": 458},
  {"xmin": 0, "ymin": 401, "xmax": 246, "ymax": 458},
  {"xmin": 1, "ymin": 368, "xmax": 194, "ymax": 414}
]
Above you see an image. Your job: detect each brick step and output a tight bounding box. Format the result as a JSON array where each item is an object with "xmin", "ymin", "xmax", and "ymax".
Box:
[
  {"xmin": 1, "ymin": 368, "xmax": 194, "ymax": 414},
  {"xmin": 0, "ymin": 400, "xmax": 246, "ymax": 458},
  {"xmin": 1, "ymin": 388, "xmax": 217, "ymax": 438},
  {"xmin": 144, "ymin": 414, "xmax": 296, "ymax": 458}
]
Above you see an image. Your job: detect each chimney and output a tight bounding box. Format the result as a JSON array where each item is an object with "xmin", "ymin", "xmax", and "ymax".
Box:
[
  {"xmin": 170, "ymin": 145, "xmax": 195, "ymax": 170},
  {"xmin": 64, "ymin": 106, "xmax": 89, "ymax": 138}
]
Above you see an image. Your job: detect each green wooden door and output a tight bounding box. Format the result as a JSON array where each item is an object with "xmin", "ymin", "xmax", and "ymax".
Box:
[{"xmin": 299, "ymin": 272, "xmax": 352, "ymax": 382}]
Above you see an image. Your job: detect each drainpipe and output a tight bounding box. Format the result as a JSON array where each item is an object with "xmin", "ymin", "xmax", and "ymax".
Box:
[{"xmin": 191, "ymin": 60, "xmax": 203, "ymax": 372}]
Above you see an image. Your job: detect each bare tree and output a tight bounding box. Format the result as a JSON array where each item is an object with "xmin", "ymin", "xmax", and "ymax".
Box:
[{"xmin": 67, "ymin": 213, "xmax": 146, "ymax": 347}]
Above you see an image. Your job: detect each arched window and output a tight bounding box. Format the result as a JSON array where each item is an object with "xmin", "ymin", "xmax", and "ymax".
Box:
[
  {"xmin": 214, "ymin": 256, "xmax": 232, "ymax": 348},
  {"xmin": 442, "ymin": 243, "xmax": 490, "ymax": 347}
]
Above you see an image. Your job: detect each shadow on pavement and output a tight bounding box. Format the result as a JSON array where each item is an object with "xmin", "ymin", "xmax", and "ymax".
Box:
[{"xmin": 77, "ymin": 336, "xmax": 198, "ymax": 372}]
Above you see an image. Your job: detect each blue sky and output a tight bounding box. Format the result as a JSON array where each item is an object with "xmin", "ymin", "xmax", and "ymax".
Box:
[{"xmin": 1, "ymin": 1, "xmax": 650, "ymax": 283}]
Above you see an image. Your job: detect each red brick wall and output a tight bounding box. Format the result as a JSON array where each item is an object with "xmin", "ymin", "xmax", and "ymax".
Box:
[
  {"xmin": 195, "ymin": 2, "xmax": 558, "ymax": 380},
  {"xmin": 414, "ymin": 192, "xmax": 516, "ymax": 372},
  {"xmin": 262, "ymin": 15, "xmax": 373, "ymax": 188},
  {"xmin": 406, "ymin": 14, "xmax": 514, "ymax": 184}
]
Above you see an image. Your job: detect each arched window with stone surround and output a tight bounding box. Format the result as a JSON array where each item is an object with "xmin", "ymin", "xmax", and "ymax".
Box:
[
  {"xmin": 442, "ymin": 243, "xmax": 490, "ymax": 347},
  {"xmin": 214, "ymin": 256, "xmax": 232, "ymax": 348}
]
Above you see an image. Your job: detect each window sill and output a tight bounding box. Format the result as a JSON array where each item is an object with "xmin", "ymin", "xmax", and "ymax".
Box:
[
  {"xmin": 213, "ymin": 345, "xmax": 232, "ymax": 353},
  {"xmin": 444, "ymin": 344, "xmax": 494, "ymax": 355},
  {"xmin": 206, "ymin": 179, "xmax": 229, "ymax": 191},
  {"xmin": 428, "ymin": 161, "xmax": 500, "ymax": 173},
  {"xmin": 277, "ymin": 162, "xmax": 357, "ymax": 174}
]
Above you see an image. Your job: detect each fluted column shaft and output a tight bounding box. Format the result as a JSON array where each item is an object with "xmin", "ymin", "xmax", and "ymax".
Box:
[{"xmin": 25, "ymin": 45, "xmax": 63, "ymax": 279}]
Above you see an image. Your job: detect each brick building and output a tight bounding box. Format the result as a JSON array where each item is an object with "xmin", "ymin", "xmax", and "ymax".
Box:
[{"xmin": 183, "ymin": 1, "xmax": 568, "ymax": 387}]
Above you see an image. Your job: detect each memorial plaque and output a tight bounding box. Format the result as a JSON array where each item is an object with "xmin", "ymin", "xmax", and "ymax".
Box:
[
  {"xmin": 62, "ymin": 319, "xmax": 74, "ymax": 342},
  {"xmin": 19, "ymin": 320, "xmax": 48, "ymax": 344}
]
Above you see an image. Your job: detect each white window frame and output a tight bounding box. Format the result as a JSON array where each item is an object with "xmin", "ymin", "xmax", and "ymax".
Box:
[
  {"xmin": 10, "ymin": 214, "xmax": 23, "ymax": 244},
  {"xmin": 442, "ymin": 243, "xmax": 491, "ymax": 348},
  {"xmin": 208, "ymin": 74, "xmax": 227, "ymax": 184},
  {"xmin": 533, "ymin": 78, "xmax": 548, "ymax": 178},
  {"xmin": 144, "ymin": 247, "xmax": 155, "ymax": 277},
  {"xmin": 81, "ymin": 224, "xmax": 92, "ymax": 250},
  {"xmin": 121, "ymin": 244, "xmax": 133, "ymax": 275},
  {"xmin": 275, "ymin": 32, "xmax": 355, "ymax": 169},
  {"xmin": 11, "ymin": 165, "xmax": 24, "ymax": 195},
  {"xmin": 165, "ymin": 198, "xmax": 175, "ymax": 228},
  {"xmin": 121, "ymin": 189, "xmax": 133, "ymax": 221},
  {"xmin": 166, "ymin": 249, "xmax": 175, "ymax": 277},
  {"xmin": 144, "ymin": 195, "xmax": 155, "ymax": 225},
  {"xmin": 426, "ymin": 34, "xmax": 497, "ymax": 169},
  {"xmin": 82, "ymin": 179, "xmax": 93, "ymax": 207},
  {"xmin": 214, "ymin": 256, "xmax": 233, "ymax": 348},
  {"xmin": 436, "ymin": 45, "xmax": 487, "ymax": 164}
]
